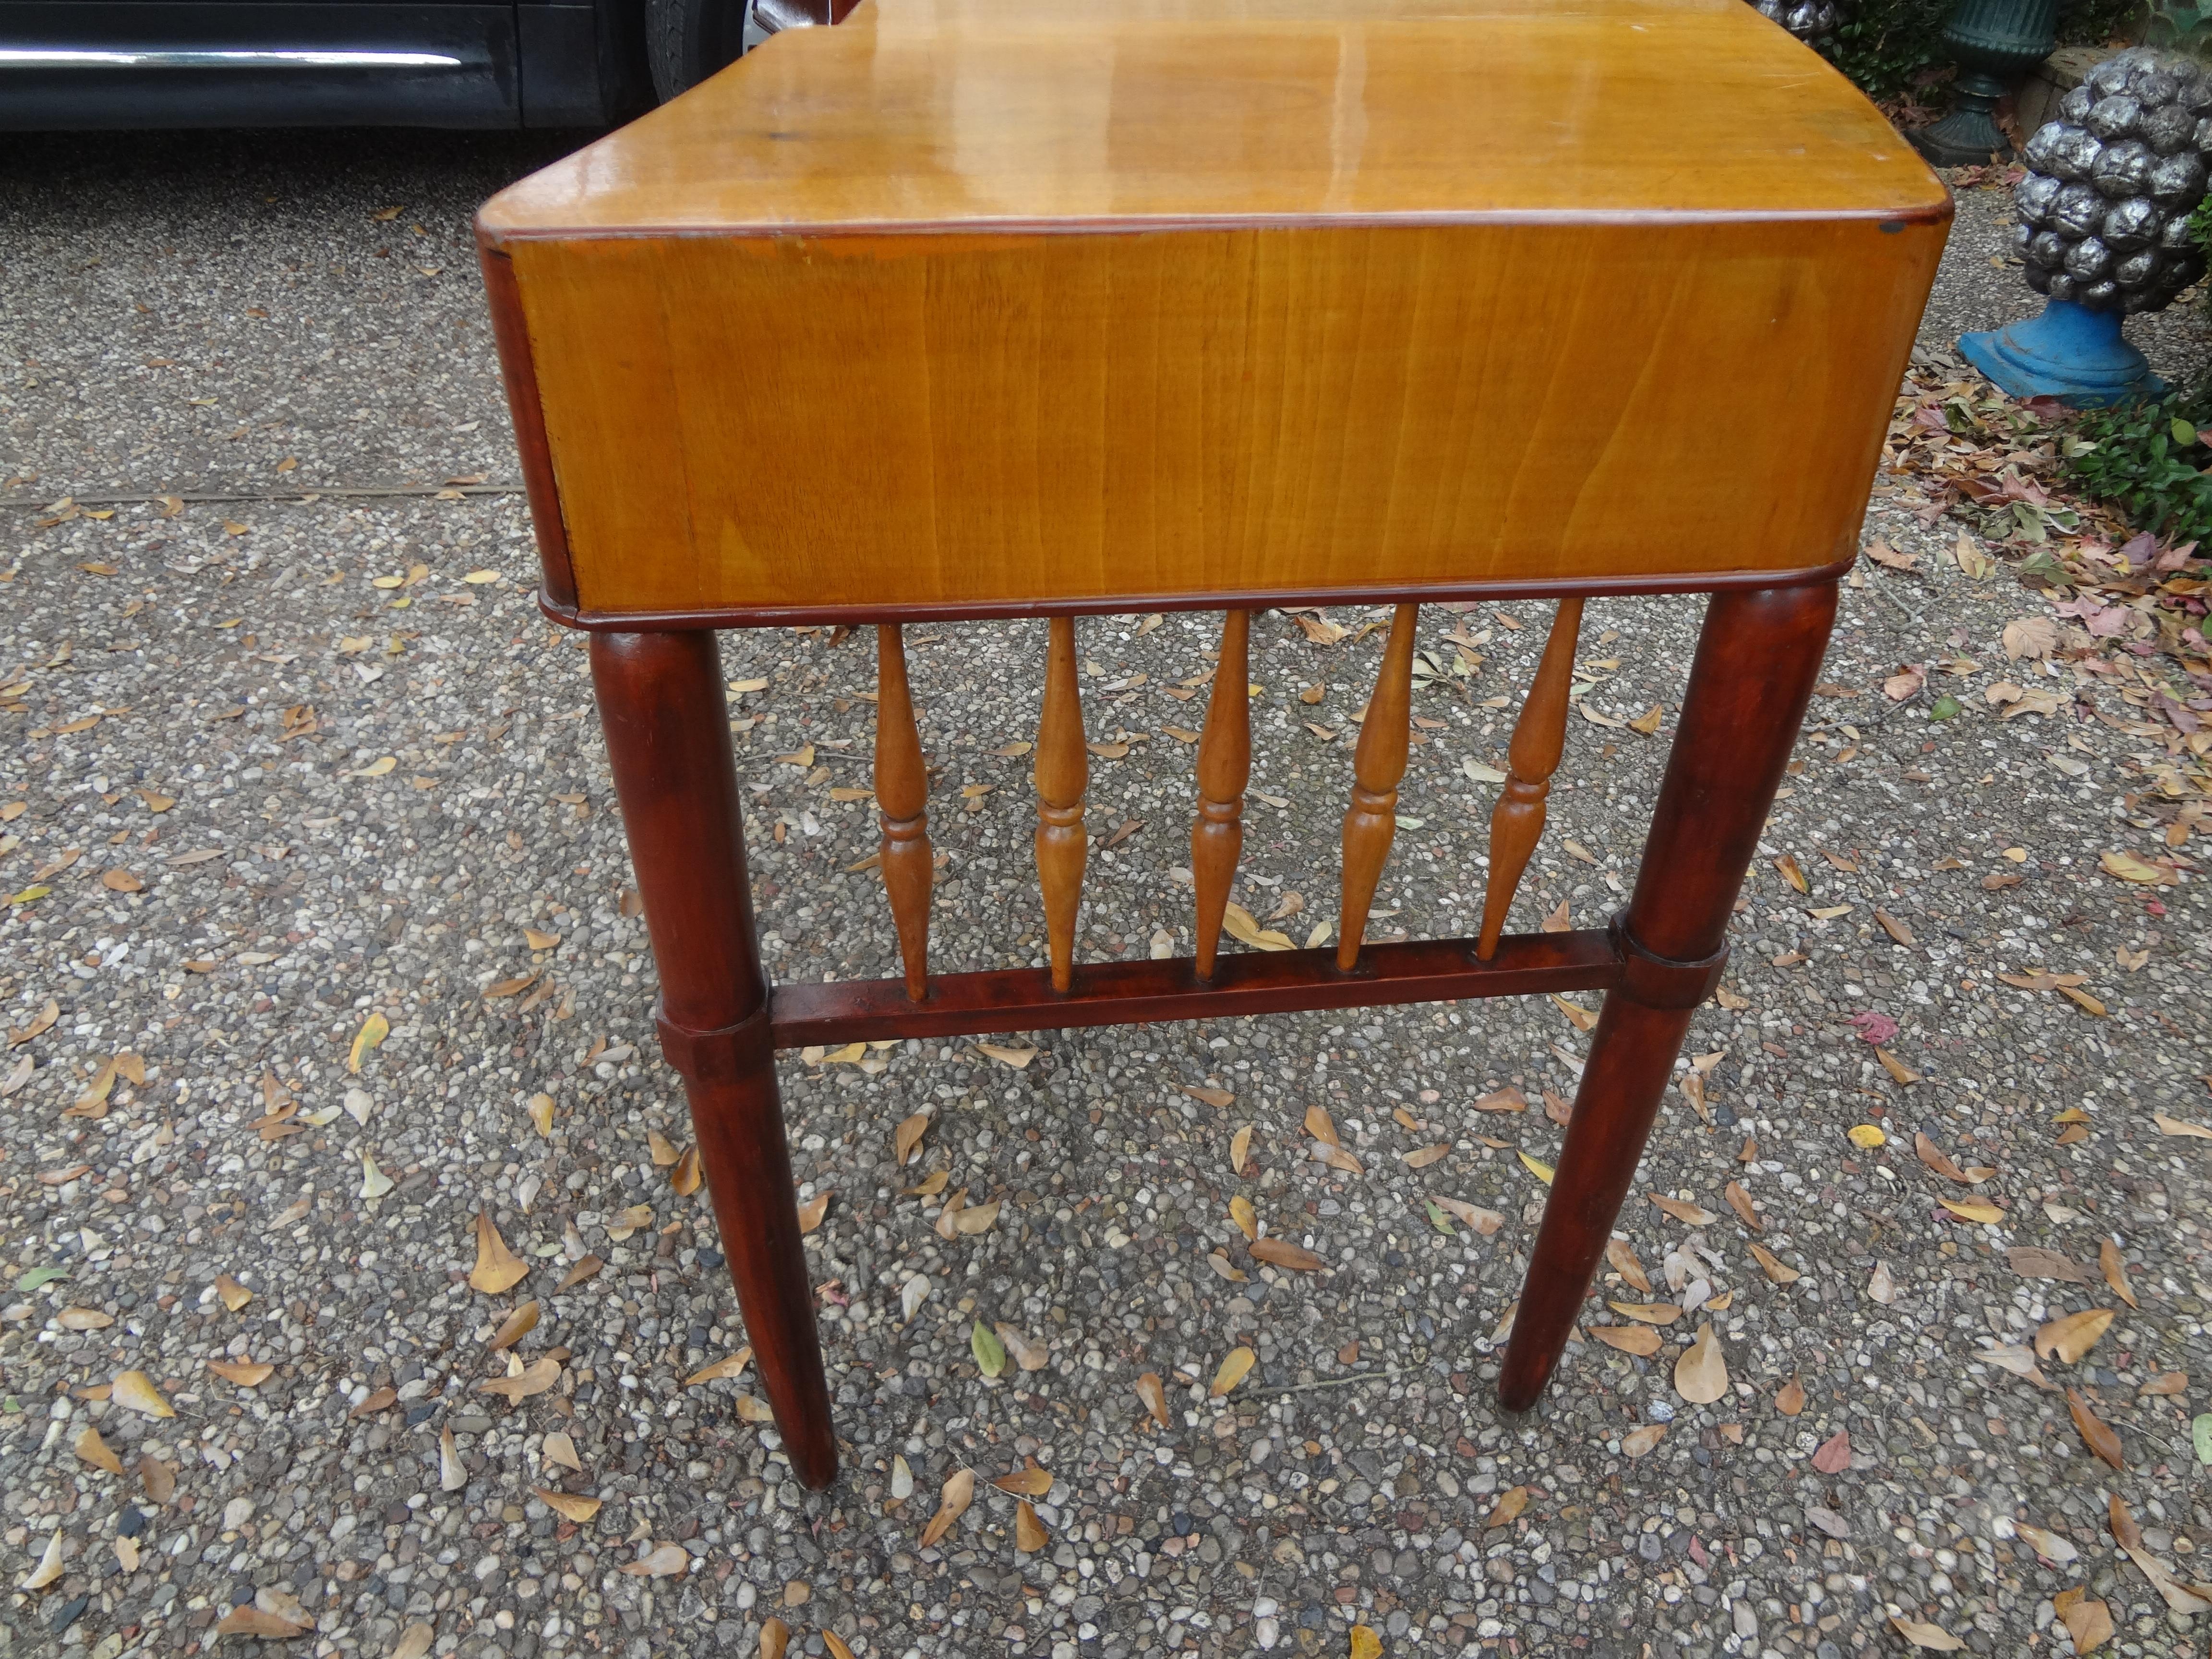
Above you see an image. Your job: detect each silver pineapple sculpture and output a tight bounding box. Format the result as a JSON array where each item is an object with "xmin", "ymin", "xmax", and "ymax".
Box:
[
  {"xmin": 1962, "ymin": 46, "xmax": 2212, "ymax": 405},
  {"xmin": 2015, "ymin": 47, "xmax": 2211, "ymax": 313},
  {"xmin": 1752, "ymin": 0, "xmax": 1847, "ymax": 49}
]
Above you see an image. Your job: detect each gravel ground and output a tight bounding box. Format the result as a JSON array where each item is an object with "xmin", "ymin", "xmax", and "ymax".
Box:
[{"xmin": 3, "ymin": 133, "xmax": 2211, "ymax": 1659}]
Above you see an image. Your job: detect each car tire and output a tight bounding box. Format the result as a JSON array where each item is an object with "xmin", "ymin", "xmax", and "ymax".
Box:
[{"xmin": 645, "ymin": 0, "xmax": 749, "ymax": 102}]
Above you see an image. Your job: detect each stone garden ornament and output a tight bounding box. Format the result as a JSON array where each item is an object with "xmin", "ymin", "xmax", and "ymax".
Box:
[
  {"xmin": 1962, "ymin": 47, "xmax": 2212, "ymax": 404},
  {"xmin": 1750, "ymin": 0, "xmax": 1847, "ymax": 50}
]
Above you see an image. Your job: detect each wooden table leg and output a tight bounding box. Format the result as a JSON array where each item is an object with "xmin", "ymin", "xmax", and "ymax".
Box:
[
  {"xmin": 591, "ymin": 630, "xmax": 838, "ymax": 1488},
  {"xmin": 1498, "ymin": 582, "xmax": 1837, "ymax": 1413}
]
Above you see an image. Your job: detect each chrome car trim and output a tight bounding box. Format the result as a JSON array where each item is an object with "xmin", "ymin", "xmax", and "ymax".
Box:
[{"xmin": 0, "ymin": 48, "xmax": 466, "ymax": 69}]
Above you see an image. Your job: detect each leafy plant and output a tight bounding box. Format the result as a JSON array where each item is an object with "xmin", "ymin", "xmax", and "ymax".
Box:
[
  {"xmin": 2066, "ymin": 383, "xmax": 2212, "ymax": 541},
  {"xmin": 2141, "ymin": 0, "xmax": 2212, "ymax": 54}
]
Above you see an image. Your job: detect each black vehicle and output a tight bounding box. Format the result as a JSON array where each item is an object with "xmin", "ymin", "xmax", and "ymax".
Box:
[{"xmin": 0, "ymin": 0, "xmax": 850, "ymax": 128}]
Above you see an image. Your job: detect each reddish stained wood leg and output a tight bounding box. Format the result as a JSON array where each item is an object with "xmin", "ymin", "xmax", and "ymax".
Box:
[
  {"xmin": 1477, "ymin": 596, "xmax": 1585, "ymax": 959},
  {"xmin": 1034, "ymin": 615, "xmax": 1089, "ymax": 994},
  {"xmin": 875, "ymin": 624, "xmax": 933, "ymax": 1001},
  {"xmin": 589, "ymin": 630, "xmax": 836, "ymax": 1488},
  {"xmin": 1337, "ymin": 603, "xmax": 1419, "ymax": 971},
  {"xmin": 1499, "ymin": 582, "xmax": 1838, "ymax": 1413},
  {"xmin": 1191, "ymin": 610, "xmax": 1251, "ymax": 979}
]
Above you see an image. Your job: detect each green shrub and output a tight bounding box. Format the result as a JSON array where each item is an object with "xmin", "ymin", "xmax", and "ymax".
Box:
[
  {"xmin": 1828, "ymin": 0, "xmax": 2134, "ymax": 106},
  {"xmin": 2066, "ymin": 385, "xmax": 2212, "ymax": 541}
]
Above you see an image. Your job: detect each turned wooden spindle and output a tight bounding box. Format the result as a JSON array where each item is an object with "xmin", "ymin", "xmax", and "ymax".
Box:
[
  {"xmin": 874, "ymin": 624, "xmax": 934, "ymax": 1000},
  {"xmin": 1476, "ymin": 596, "xmax": 1586, "ymax": 959},
  {"xmin": 1034, "ymin": 615, "xmax": 1089, "ymax": 993},
  {"xmin": 1190, "ymin": 611, "xmax": 1252, "ymax": 979},
  {"xmin": 1337, "ymin": 603, "xmax": 1419, "ymax": 970}
]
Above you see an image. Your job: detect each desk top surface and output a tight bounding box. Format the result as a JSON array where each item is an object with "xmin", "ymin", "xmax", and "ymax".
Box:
[{"xmin": 480, "ymin": 0, "xmax": 1946, "ymax": 241}]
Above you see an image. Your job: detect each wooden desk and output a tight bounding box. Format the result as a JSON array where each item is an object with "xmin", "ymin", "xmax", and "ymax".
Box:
[{"xmin": 479, "ymin": 0, "xmax": 1947, "ymax": 1487}]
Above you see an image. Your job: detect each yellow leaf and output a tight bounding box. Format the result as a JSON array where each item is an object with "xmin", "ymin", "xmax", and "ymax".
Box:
[
  {"xmin": 74, "ymin": 1425, "xmax": 123, "ymax": 1474},
  {"xmin": 797, "ymin": 1190, "xmax": 831, "ymax": 1234},
  {"xmin": 648, "ymin": 1129, "xmax": 680, "ymax": 1167},
  {"xmin": 1303, "ymin": 1104, "xmax": 1339, "ymax": 1146},
  {"xmin": 1609, "ymin": 1301, "xmax": 1683, "ymax": 1325},
  {"xmin": 1134, "ymin": 1370, "xmax": 1170, "ymax": 1428},
  {"xmin": 1590, "ymin": 1323, "xmax": 1662, "ymax": 1355},
  {"xmin": 1847, "ymin": 1123, "xmax": 1887, "ymax": 1148},
  {"xmin": 469, "ymin": 1210, "xmax": 529, "ymax": 1295},
  {"xmin": 489, "ymin": 1301, "xmax": 540, "ymax": 1351},
  {"xmin": 1875, "ymin": 1047, "xmax": 1921, "ymax": 1085},
  {"xmin": 476, "ymin": 1357, "xmax": 562, "ymax": 1401},
  {"xmin": 532, "ymin": 1488, "xmax": 602, "ymax": 1523},
  {"xmin": 976, "ymin": 1042, "xmax": 1037, "ymax": 1069},
  {"xmin": 346, "ymin": 756, "xmax": 397, "ymax": 778},
  {"xmin": 1748, "ymin": 1242, "xmax": 1802, "ymax": 1284},
  {"xmin": 992, "ymin": 1466, "xmax": 1055, "ymax": 1496},
  {"xmin": 207, "ymin": 1358, "xmax": 275, "ymax": 1387},
  {"xmin": 528, "ymin": 1093, "xmax": 555, "ymax": 1136},
  {"xmin": 348, "ymin": 1010, "xmax": 389, "ymax": 1074},
  {"xmin": 1350, "ymin": 1629, "xmax": 1383, "ymax": 1659},
  {"xmin": 1939, "ymin": 1197, "xmax": 2003, "ymax": 1225},
  {"xmin": 918, "ymin": 1467, "xmax": 974, "ymax": 1549},
  {"xmin": 1223, "ymin": 902, "xmax": 1295, "ymax": 951},
  {"xmin": 894, "ymin": 1112, "xmax": 930, "ymax": 1165},
  {"xmin": 2100, "ymin": 849, "xmax": 2173, "ymax": 885},
  {"xmin": 524, "ymin": 927, "xmax": 560, "ymax": 950},
  {"xmin": 2035, "ymin": 1308, "xmax": 2115, "ymax": 1364},
  {"xmin": 685, "ymin": 1348, "xmax": 754, "ymax": 1386},
  {"xmin": 1228, "ymin": 1194, "xmax": 1258, "ymax": 1240},
  {"xmin": 1673, "ymin": 1322, "xmax": 1728, "ymax": 1405},
  {"xmin": 1228, "ymin": 1124, "xmax": 1252, "ymax": 1176},
  {"xmin": 111, "ymin": 1370, "xmax": 174, "ymax": 1418},
  {"xmin": 1774, "ymin": 853, "xmax": 1808, "ymax": 893},
  {"xmin": 1210, "ymin": 1345, "xmax": 1256, "ymax": 1397},
  {"xmin": 1550, "ymin": 995, "xmax": 1598, "ymax": 1032},
  {"xmin": 1519, "ymin": 1151, "xmax": 1555, "ymax": 1185}
]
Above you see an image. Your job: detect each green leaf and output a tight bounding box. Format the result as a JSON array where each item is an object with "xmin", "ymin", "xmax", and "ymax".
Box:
[
  {"xmin": 1424, "ymin": 1200, "xmax": 1455, "ymax": 1237},
  {"xmin": 1929, "ymin": 694, "xmax": 1962, "ymax": 721},
  {"xmin": 14, "ymin": 1266, "xmax": 66, "ymax": 1291},
  {"xmin": 2175, "ymin": 417, "xmax": 2199, "ymax": 447},
  {"xmin": 971, "ymin": 1318, "xmax": 1007, "ymax": 1379},
  {"xmin": 2194, "ymin": 1412, "xmax": 2212, "ymax": 1467}
]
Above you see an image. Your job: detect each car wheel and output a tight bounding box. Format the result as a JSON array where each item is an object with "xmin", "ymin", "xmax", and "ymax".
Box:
[{"xmin": 645, "ymin": 0, "xmax": 750, "ymax": 102}]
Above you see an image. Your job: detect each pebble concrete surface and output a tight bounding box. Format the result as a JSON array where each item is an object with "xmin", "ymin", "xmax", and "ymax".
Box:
[{"xmin": 2, "ymin": 132, "xmax": 2210, "ymax": 1659}]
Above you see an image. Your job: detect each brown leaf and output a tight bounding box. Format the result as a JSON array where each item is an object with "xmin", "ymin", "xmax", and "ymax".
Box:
[
  {"xmin": 1542, "ymin": 1088, "xmax": 1574, "ymax": 1126},
  {"xmin": 1182, "ymin": 1083, "xmax": 1234, "ymax": 1107},
  {"xmin": 1484, "ymin": 1486, "xmax": 1531, "ymax": 1528},
  {"xmin": 685, "ymin": 1348, "xmax": 754, "ymax": 1387},
  {"xmin": 469, "ymin": 1210, "xmax": 529, "ymax": 1295},
  {"xmin": 1810, "ymin": 1429, "xmax": 1851, "ymax": 1473},
  {"xmin": 2035, "ymin": 1308, "xmax": 2114, "ymax": 1364},
  {"xmin": 533, "ymin": 1487, "xmax": 603, "ymax": 1523},
  {"xmin": 671, "ymin": 1147, "xmax": 702, "ymax": 1196},
  {"xmin": 1303, "ymin": 1104, "xmax": 1339, "ymax": 1146},
  {"xmin": 207, "ymin": 1358, "xmax": 275, "ymax": 1387},
  {"xmin": 1210, "ymin": 1346, "xmax": 1256, "ymax": 1397},
  {"xmin": 992, "ymin": 1466, "xmax": 1054, "ymax": 1497},
  {"xmin": 556, "ymin": 1255, "xmax": 602, "ymax": 1292},
  {"xmin": 1875, "ymin": 1047, "xmax": 1921, "ymax": 1085},
  {"xmin": 1721, "ymin": 1181, "xmax": 1761, "ymax": 1231},
  {"xmin": 2099, "ymin": 1240, "xmax": 2137, "ymax": 1309},
  {"xmin": 1604, "ymin": 1238, "xmax": 1651, "ymax": 1294},
  {"xmin": 1589, "ymin": 1323, "xmax": 1661, "ymax": 1356},
  {"xmin": 214, "ymin": 1273, "xmax": 253, "ymax": 1312},
  {"xmin": 1775, "ymin": 1375, "xmax": 1806, "ymax": 1416},
  {"xmin": 1887, "ymin": 1617, "xmax": 1963, "ymax": 1652},
  {"xmin": 1608, "ymin": 1301, "xmax": 1682, "ymax": 1325},
  {"xmin": 1774, "ymin": 852, "xmax": 1809, "ymax": 893},
  {"xmin": 489, "ymin": 1301, "xmax": 541, "ymax": 1351},
  {"xmin": 74, "ymin": 1425, "xmax": 123, "ymax": 1474},
  {"xmin": 8, "ymin": 998, "xmax": 59, "ymax": 1046},
  {"xmin": 1621, "ymin": 1423, "xmax": 1666, "ymax": 1458},
  {"xmin": 215, "ymin": 1607, "xmax": 314, "ymax": 1639},
  {"xmin": 1015, "ymin": 1499, "xmax": 1050, "ymax": 1553},
  {"xmin": 2007, "ymin": 1245, "xmax": 2092, "ymax": 1283},
  {"xmin": 759, "ymin": 1617, "xmax": 792, "ymax": 1659},
  {"xmin": 1134, "ymin": 1371, "xmax": 1170, "ymax": 1429},
  {"xmin": 2139, "ymin": 1370, "xmax": 2188, "ymax": 1397},
  {"xmin": 2056, "ymin": 1587, "xmax": 2115, "ymax": 1654},
  {"xmin": 57, "ymin": 1306, "xmax": 114, "ymax": 1330},
  {"xmin": 797, "ymin": 1190, "xmax": 831, "ymax": 1234},
  {"xmin": 1228, "ymin": 1194, "xmax": 1258, "ymax": 1240},
  {"xmin": 1913, "ymin": 1131, "xmax": 1970, "ymax": 1184},
  {"xmin": 918, "ymin": 1467, "xmax": 974, "ymax": 1549},
  {"xmin": 1228, "ymin": 1124, "xmax": 1252, "ymax": 1176},
  {"xmin": 2108, "ymin": 1492, "xmax": 2142, "ymax": 1552},
  {"xmin": 350, "ymin": 1386, "xmax": 397, "ymax": 1418},
  {"xmin": 1250, "ymin": 1237, "xmax": 1324, "ymax": 1272},
  {"xmin": 1647, "ymin": 1192, "xmax": 1717, "ymax": 1226},
  {"xmin": 2067, "ymin": 1387, "xmax": 2125, "ymax": 1467},
  {"xmin": 477, "ymin": 1357, "xmax": 562, "ymax": 1401},
  {"xmin": 1472, "ymin": 1086, "xmax": 1528, "ymax": 1114},
  {"xmin": 1873, "ymin": 907, "xmax": 1915, "ymax": 945},
  {"xmin": 647, "ymin": 1129, "xmax": 680, "ymax": 1166},
  {"xmin": 1673, "ymin": 1323, "xmax": 1728, "ymax": 1404},
  {"xmin": 1747, "ymin": 1242, "xmax": 1802, "ymax": 1285},
  {"xmin": 618, "ymin": 1544, "xmax": 690, "ymax": 1578},
  {"xmin": 1402, "ymin": 1143, "xmax": 1452, "ymax": 1169},
  {"xmin": 101, "ymin": 868, "xmax": 144, "ymax": 893},
  {"xmin": 137, "ymin": 1454, "xmax": 176, "ymax": 1503},
  {"xmin": 1429, "ymin": 1195, "xmax": 1503, "ymax": 1234},
  {"xmin": 894, "ymin": 1112, "xmax": 930, "ymax": 1166}
]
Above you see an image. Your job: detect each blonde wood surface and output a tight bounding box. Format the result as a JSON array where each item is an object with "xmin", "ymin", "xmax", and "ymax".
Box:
[
  {"xmin": 481, "ymin": 0, "xmax": 1949, "ymax": 619},
  {"xmin": 1190, "ymin": 610, "xmax": 1251, "ymax": 980},
  {"xmin": 1034, "ymin": 616, "xmax": 1089, "ymax": 993},
  {"xmin": 874, "ymin": 625, "xmax": 935, "ymax": 999},
  {"xmin": 1337, "ymin": 604, "xmax": 1418, "ymax": 970},
  {"xmin": 1476, "ymin": 597, "xmax": 1584, "ymax": 960}
]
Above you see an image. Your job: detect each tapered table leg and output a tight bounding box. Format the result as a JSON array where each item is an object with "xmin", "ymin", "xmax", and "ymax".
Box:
[
  {"xmin": 1498, "ymin": 582, "xmax": 1837, "ymax": 1412},
  {"xmin": 591, "ymin": 630, "xmax": 837, "ymax": 1488}
]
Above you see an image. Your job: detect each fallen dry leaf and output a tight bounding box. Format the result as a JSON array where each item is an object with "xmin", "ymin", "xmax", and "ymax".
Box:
[
  {"xmin": 1229, "ymin": 1124, "xmax": 1252, "ymax": 1176},
  {"xmin": 1674, "ymin": 1323, "xmax": 1728, "ymax": 1404},
  {"xmin": 1747, "ymin": 1242, "xmax": 1801, "ymax": 1285},
  {"xmin": 477, "ymin": 1358, "xmax": 561, "ymax": 1402},
  {"xmin": 1590, "ymin": 1323, "xmax": 1662, "ymax": 1356},
  {"xmin": 1810, "ymin": 1429, "xmax": 1851, "ymax": 1473},
  {"xmin": 1604, "ymin": 1238, "xmax": 1652, "ymax": 1294},
  {"xmin": 797, "ymin": 1190, "xmax": 831, "ymax": 1234},
  {"xmin": 919, "ymin": 1467, "xmax": 974, "ymax": 1549},
  {"xmin": 533, "ymin": 1488, "xmax": 602, "ymax": 1523},
  {"xmin": 2067, "ymin": 1387, "xmax": 2125, "ymax": 1468},
  {"xmin": 619, "ymin": 1544, "xmax": 690, "ymax": 1578},
  {"xmin": 2056, "ymin": 1587, "xmax": 2115, "ymax": 1654},
  {"xmin": 992, "ymin": 1466, "xmax": 1054, "ymax": 1497},
  {"xmin": 1721, "ymin": 1181, "xmax": 1761, "ymax": 1231},
  {"xmin": 469, "ymin": 1210, "xmax": 529, "ymax": 1295},
  {"xmin": 489, "ymin": 1301, "xmax": 540, "ymax": 1351},
  {"xmin": 2098, "ymin": 1240, "xmax": 2137, "ymax": 1309},
  {"xmin": 1134, "ymin": 1371, "xmax": 1170, "ymax": 1429},
  {"xmin": 215, "ymin": 1607, "xmax": 314, "ymax": 1639},
  {"xmin": 1648, "ymin": 1192, "xmax": 1717, "ymax": 1226},
  {"xmin": 1210, "ymin": 1346, "xmax": 1256, "ymax": 1397},
  {"xmin": 1913, "ymin": 1131, "xmax": 1969, "ymax": 1184},
  {"xmin": 1484, "ymin": 1486, "xmax": 1531, "ymax": 1528},
  {"xmin": 215, "ymin": 1273, "xmax": 253, "ymax": 1312},
  {"xmin": 894, "ymin": 1112, "xmax": 930, "ymax": 1165},
  {"xmin": 1621, "ymin": 1424, "xmax": 1666, "ymax": 1458},
  {"xmin": 111, "ymin": 1370, "xmax": 174, "ymax": 1418},
  {"xmin": 1250, "ymin": 1237, "xmax": 1324, "ymax": 1272},
  {"xmin": 1609, "ymin": 1301, "xmax": 1682, "ymax": 1326},
  {"xmin": 74, "ymin": 1425, "xmax": 122, "ymax": 1474},
  {"xmin": 1776, "ymin": 1375, "xmax": 1806, "ymax": 1416},
  {"xmin": 2035, "ymin": 1308, "xmax": 2114, "ymax": 1364},
  {"xmin": 1015, "ymin": 1500, "xmax": 1049, "ymax": 1552},
  {"xmin": 207, "ymin": 1358, "xmax": 275, "ymax": 1387},
  {"xmin": 1888, "ymin": 1617, "xmax": 1964, "ymax": 1652}
]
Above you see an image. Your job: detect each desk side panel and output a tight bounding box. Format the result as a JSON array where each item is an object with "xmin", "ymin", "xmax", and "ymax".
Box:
[{"xmin": 510, "ymin": 217, "xmax": 1944, "ymax": 615}]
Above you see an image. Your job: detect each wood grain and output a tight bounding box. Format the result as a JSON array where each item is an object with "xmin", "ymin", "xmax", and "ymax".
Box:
[
  {"xmin": 1190, "ymin": 611, "xmax": 1251, "ymax": 980},
  {"xmin": 1034, "ymin": 616, "xmax": 1089, "ymax": 994},
  {"xmin": 874, "ymin": 624, "xmax": 934, "ymax": 1000},
  {"xmin": 1338, "ymin": 604, "xmax": 1418, "ymax": 970},
  {"xmin": 480, "ymin": 0, "xmax": 1948, "ymax": 620},
  {"xmin": 1477, "ymin": 597, "xmax": 1584, "ymax": 958}
]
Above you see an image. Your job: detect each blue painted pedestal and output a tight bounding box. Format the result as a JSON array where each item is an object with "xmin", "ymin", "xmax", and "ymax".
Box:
[{"xmin": 1959, "ymin": 299, "xmax": 2164, "ymax": 407}]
